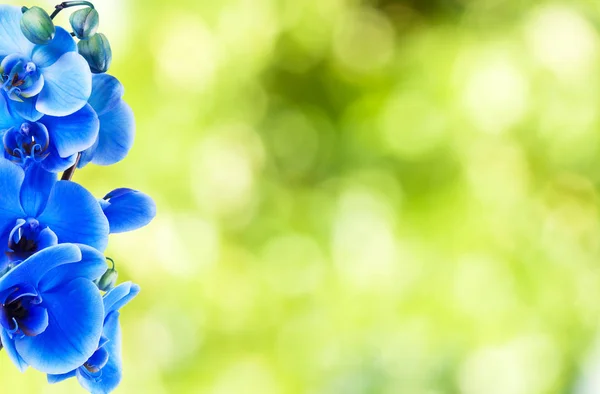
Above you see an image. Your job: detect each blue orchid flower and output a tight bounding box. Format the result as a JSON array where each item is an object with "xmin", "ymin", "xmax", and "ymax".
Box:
[
  {"xmin": 0, "ymin": 5, "xmax": 92, "ymax": 118},
  {"xmin": 0, "ymin": 160, "xmax": 109, "ymax": 270},
  {"xmin": 79, "ymin": 73, "xmax": 134, "ymax": 168},
  {"xmin": 48, "ymin": 282, "xmax": 140, "ymax": 393},
  {"xmin": 100, "ymin": 188, "xmax": 156, "ymax": 234},
  {"xmin": 0, "ymin": 90, "xmax": 99, "ymax": 172},
  {"xmin": 0, "ymin": 3, "xmax": 150, "ymax": 391},
  {"xmin": 0, "ymin": 243, "xmax": 106, "ymax": 374}
]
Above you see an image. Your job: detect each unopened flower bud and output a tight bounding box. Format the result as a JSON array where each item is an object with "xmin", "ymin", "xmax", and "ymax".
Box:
[
  {"xmin": 96, "ymin": 258, "xmax": 118, "ymax": 291},
  {"xmin": 70, "ymin": 7, "xmax": 99, "ymax": 39},
  {"xmin": 20, "ymin": 6, "xmax": 55, "ymax": 45},
  {"xmin": 78, "ymin": 33, "xmax": 112, "ymax": 73}
]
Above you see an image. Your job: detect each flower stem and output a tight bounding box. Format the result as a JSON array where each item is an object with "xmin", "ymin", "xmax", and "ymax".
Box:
[
  {"xmin": 61, "ymin": 152, "xmax": 81, "ymax": 181},
  {"xmin": 50, "ymin": 1, "xmax": 95, "ymax": 20}
]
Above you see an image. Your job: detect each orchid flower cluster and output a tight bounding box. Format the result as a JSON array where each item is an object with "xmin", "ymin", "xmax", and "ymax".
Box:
[{"xmin": 0, "ymin": 2, "xmax": 155, "ymax": 393}]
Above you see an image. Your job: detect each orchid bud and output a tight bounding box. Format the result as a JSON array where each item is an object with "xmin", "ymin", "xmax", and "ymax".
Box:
[
  {"xmin": 96, "ymin": 258, "xmax": 118, "ymax": 291},
  {"xmin": 20, "ymin": 6, "xmax": 55, "ymax": 45},
  {"xmin": 69, "ymin": 7, "xmax": 99, "ymax": 39},
  {"xmin": 78, "ymin": 33, "xmax": 112, "ymax": 73}
]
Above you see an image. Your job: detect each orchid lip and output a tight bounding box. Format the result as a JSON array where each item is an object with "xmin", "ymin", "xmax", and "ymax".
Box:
[
  {"xmin": 3, "ymin": 121, "xmax": 50, "ymax": 165},
  {"xmin": 0, "ymin": 54, "xmax": 43, "ymax": 100},
  {"xmin": 0, "ymin": 284, "xmax": 47, "ymax": 338},
  {"xmin": 5, "ymin": 218, "xmax": 57, "ymax": 263}
]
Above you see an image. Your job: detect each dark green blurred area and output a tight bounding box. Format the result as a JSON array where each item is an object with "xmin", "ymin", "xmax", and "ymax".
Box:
[{"xmin": 5, "ymin": 0, "xmax": 600, "ymax": 393}]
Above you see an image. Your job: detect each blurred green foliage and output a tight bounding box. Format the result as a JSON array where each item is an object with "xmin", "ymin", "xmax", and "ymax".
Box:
[{"xmin": 5, "ymin": 0, "xmax": 600, "ymax": 393}]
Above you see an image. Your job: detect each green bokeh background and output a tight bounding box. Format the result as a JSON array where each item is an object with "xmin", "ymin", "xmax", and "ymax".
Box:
[{"xmin": 5, "ymin": 0, "xmax": 600, "ymax": 393}]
